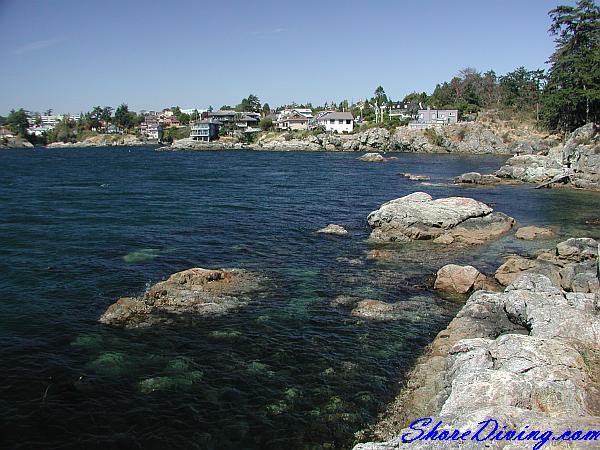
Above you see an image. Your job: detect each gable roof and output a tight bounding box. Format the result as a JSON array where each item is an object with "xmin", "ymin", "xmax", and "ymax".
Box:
[{"xmin": 318, "ymin": 111, "xmax": 354, "ymax": 121}]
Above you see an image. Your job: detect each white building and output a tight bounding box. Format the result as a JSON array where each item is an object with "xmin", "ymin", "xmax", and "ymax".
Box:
[{"xmin": 315, "ymin": 111, "xmax": 354, "ymax": 133}]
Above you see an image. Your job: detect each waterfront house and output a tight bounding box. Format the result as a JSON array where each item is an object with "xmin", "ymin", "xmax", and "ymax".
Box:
[
  {"xmin": 190, "ymin": 119, "xmax": 220, "ymax": 142},
  {"xmin": 207, "ymin": 110, "xmax": 260, "ymax": 134},
  {"xmin": 140, "ymin": 117, "xmax": 163, "ymax": 140},
  {"xmin": 275, "ymin": 110, "xmax": 310, "ymax": 131},
  {"xmin": 389, "ymin": 102, "xmax": 413, "ymax": 119},
  {"xmin": 104, "ymin": 124, "xmax": 123, "ymax": 134},
  {"xmin": 314, "ymin": 111, "xmax": 354, "ymax": 133},
  {"xmin": 409, "ymin": 107, "xmax": 458, "ymax": 129}
]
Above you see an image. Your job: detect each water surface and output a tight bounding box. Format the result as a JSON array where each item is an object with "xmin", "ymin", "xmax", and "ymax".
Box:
[{"xmin": 1, "ymin": 147, "xmax": 599, "ymax": 449}]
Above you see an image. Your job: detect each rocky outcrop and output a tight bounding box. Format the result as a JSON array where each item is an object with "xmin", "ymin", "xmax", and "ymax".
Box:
[
  {"xmin": 164, "ymin": 137, "xmax": 253, "ymax": 151},
  {"xmin": 358, "ymin": 152, "xmax": 385, "ymax": 162},
  {"xmin": 455, "ymin": 123, "xmax": 600, "ymax": 191},
  {"xmin": 392, "ymin": 123, "xmax": 511, "ymax": 154},
  {"xmin": 495, "ymin": 238, "xmax": 599, "ymax": 293},
  {"xmin": 0, "ymin": 136, "xmax": 34, "ymax": 149},
  {"xmin": 316, "ymin": 224, "xmax": 349, "ymax": 236},
  {"xmin": 99, "ymin": 267, "xmax": 265, "ymax": 328},
  {"xmin": 47, "ymin": 134, "xmax": 151, "ymax": 148},
  {"xmin": 367, "ymin": 192, "xmax": 514, "ymax": 244},
  {"xmin": 453, "ymin": 172, "xmax": 502, "ymax": 185},
  {"xmin": 355, "ymin": 236, "xmax": 600, "ymax": 449},
  {"xmin": 515, "ymin": 225, "xmax": 555, "ymax": 240}
]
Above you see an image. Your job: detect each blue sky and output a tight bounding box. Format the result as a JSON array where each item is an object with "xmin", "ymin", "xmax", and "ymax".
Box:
[{"xmin": 0, "ymin": 0, "xmax": 568, "ymax": 115}]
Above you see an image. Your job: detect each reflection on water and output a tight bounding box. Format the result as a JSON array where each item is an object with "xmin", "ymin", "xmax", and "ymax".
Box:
[{"xmin": 0, "ymin": 147, "xmax": 599, "ymax": 449}]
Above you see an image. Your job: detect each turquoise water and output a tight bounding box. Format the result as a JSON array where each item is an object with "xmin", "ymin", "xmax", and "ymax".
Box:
[{"xmin": 0, "ymin": 147, "xmax": 599, "ymax": 449}]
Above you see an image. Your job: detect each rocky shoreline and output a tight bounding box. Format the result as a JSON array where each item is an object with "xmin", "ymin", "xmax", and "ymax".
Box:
[
  {"xmin": 164, "ymin": 121, "xmax": 553, "ymax": 154},
  {"xmin": 354, "ymin": 237, "xmax": 600, "ymax": 449},
  {"xmin": 455, "ymin": 123, "xmax": 600, "ymax": 191},
  {"xmin": 47, "ymin": 134, "xmax": 156, "ymax": 148}
]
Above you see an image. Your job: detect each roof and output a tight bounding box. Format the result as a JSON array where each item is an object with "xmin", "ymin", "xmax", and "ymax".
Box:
[
  {"xmin": 318, "ymin": 111, "xmax": 354, "ymax": 121},
  {"xmin": 209, "ymin": 110, "xmax": 237, "ymax": 117},
  {"xmin": 191, "ymin": 119, "xmax": 222, "ymax": 125}
]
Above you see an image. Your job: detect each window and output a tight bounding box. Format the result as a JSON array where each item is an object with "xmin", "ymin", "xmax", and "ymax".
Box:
[
  {"xmin": 330, "ymin": 119, "xmax": 334, "ymax": 124},
  {"xmin": 449, "ymin": 112, "xmax": 455, "ymax": 116},
  {"xmin": 346, "ymin": 120, "xmax": 351, "ymax": 124}
]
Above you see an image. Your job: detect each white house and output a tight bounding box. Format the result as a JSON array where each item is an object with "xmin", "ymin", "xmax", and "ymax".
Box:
[{"xmin": 316, "ymin": 111, "xmax": 354, "ymax": 133}]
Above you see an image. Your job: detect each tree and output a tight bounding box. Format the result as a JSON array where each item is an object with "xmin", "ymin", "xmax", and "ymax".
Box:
[
  {"xmin": 100, "ymin": 106, "xmax": 113, "ymax": 123},
  {"xmin": 262, "ymin": 103, "xmax": 271, "ymax": 116},
  {"xmin": 5, "ymin": 109, "xmax": 29, "ymax": 136},
  {"xmin": 48, "ymin": 116, "xmax": 77, "ymax": 143},
  {"xmin": 237, "ymin": 94, "xmax": 261, "ymax": 112},
  {"xmin": 114, "ymin": 104, "xmax": 135, "ymax": 130},
  {"xmin": 374, "ymin": 86, "xmax": 388, "ymax": 105},
  {"xmin": 541, "ymin": 0, "xmax": 600, "ymax": 131},
  {"xmin": 259, "ymin": 116, "xmax": 273, "ymax": 130}
]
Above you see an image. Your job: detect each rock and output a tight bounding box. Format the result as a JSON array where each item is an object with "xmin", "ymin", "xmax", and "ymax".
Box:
[
  {"xmin": 99, "ymin": 267, "xmax": 265, "ymax": 328},
  {"xmin": 515, "ymin": 225, "xmax": 555, "ymax": 240},
  {"xmin": 555, "ymin": 237, "xmax": 599, "ymax": 262},
  {"xmin": 330, "ymin": 295, "xmax": 361, "ymax": 308},
  {"xmin": 453, "ymin": 172, "xmax": 501, "ymax": 185},
  {"xmin": 47, "ymin": 134, "xmax": 149, "ymax": 148},
  {"xmin": 434, "ymin": 264, "xmax": 482, "ymax": 294},
  {"xmin": 448, "ymin": 212, "xmax": 515, "ymax": 245},
  {"xmin": 0, "ymin": 136, "xmax": 34, "ymax": 149},
  {"xmin": 494, "ymin": 255, "xmax": 562, "ymax": 287},
  {"xmin": 316, "ymin": 223, "xmax": 348, "ymax": 236},
  {"xmin": 366, "ymin": 249, "xmax": 394, "ymax": 260},
  {"xmin": 432, "ymin": 234, "xmax": 455, "ymax": 245},
  {"xmin": 354, "ymin": 266, "xmax": 600, "ymax": 450},
  {"xmin": 400, "ymin": 172, "xmax": 431, "ymax": 181},
  {"xmin": 495, "ymin": 154, "xmax": 564, "ymax": 183},
  {"xmin": 358, "ymin": 152, "xmax": 384, "ymax": 162},
  {"xmin": 367, "ymin": 192, "xmax": 514, "ymax": 244},
  {"xmin": 351, "ymin": 299, "xmax": 400, "ymax": 321}
]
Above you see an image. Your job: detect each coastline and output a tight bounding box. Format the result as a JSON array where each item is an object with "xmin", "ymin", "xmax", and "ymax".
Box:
[{"xmin": 354, "ymin": 237, "xmax": 600, "ymax": 449}]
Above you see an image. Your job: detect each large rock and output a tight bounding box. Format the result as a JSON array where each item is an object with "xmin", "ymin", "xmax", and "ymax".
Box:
[
  {"xmin": 99, "ymin": 267, "xmax": 265, "ymax": 328},
  {"xmin": 358, "ymin": 152, "xmax": 384, "ymax": 162},
  {"xmin": 316, "ymin": 223, "xmax": 348, "ymax": 236},
  {"xmin": 453, "ymin": 172, "xmax": 501, "ymax": 185},
  {"xmin": 354, "ymin": 271, "xmax": 600, "ymax": 449},
  {"xmin": 366, "ymin": 192, "xmax": 514, "ymax": 245},
  {"xmin": 495, "ymin": 255, "xmax": 562, "ymax": 287},
  {"xmin": 434, "ymin": 264, "xmax": 482, "ymax": 294},
  {"xmin": 351, "ymin": 299, "xmax": 400, "ymax": 321}
]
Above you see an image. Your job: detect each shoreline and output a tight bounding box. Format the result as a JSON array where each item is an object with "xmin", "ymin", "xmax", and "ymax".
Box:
[{"xmin": 354, "ymin": 237, "xmax": 600, "ymax": 449}]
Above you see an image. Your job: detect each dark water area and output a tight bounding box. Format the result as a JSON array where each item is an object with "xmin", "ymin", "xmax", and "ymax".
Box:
[{"xmin": 1, "ymin": 147, "xmax": 599, "ymax": 450}]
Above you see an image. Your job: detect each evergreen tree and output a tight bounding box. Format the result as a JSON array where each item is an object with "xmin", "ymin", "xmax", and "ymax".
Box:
[{"xmin": 541, "ymin": 0, "xmax": 600, "ymax": 130}]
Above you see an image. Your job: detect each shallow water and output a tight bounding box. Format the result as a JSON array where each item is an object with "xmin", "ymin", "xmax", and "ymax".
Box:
[{"xmin": 1, "ymin": 147, "xmax": 599, "ymax": 449}]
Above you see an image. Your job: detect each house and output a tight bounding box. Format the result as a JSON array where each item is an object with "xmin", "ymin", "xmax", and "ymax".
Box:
[
  {"xmin": 314, "ymin": 111, "xmax": 354, "ymax": 133},
  {"xmin": 140, "ymin": 117, "xmax": 163, "ymax": 140},
  {"xmin": 409, "ymin": 107, "xmax": 458, "ymax": 129},
  {"xmin": 235, "ymin": 114, "xmax": 260, "ymax": 133},
  {"xmin": 207, "ymin": 110, "xmax": 260, "ymax": 134},
  {"xmin": 275, "ymin": 110, "xmax": 310, "ymax": 131},
  {"xmin": 388, "ymin": 102, "xmax": 413, "ymax": 119},
  {"xmin": 190, "ymin": 119, "xmax": 220, "ymax": 142},
  {"xmin": 104, "ymin": 124, "xmax": 123, "ymax": 134}
]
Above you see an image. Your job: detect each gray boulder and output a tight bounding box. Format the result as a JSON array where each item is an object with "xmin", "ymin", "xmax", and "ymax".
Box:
[{"xmin": 367, "ymin": 192, "xmax": 514, "ymax": 244}]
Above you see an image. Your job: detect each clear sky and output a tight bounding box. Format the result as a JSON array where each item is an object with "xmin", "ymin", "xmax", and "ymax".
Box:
[{"xmin": 0, "ymin": 0, "xmax": 569, "ymax": 115}]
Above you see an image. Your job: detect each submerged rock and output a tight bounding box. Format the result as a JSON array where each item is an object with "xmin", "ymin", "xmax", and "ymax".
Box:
[
  {"xmin": 351, "ymin": 299, "xmax": 401, "ymax": 321},
  {"xmin": 99, "ymin": 267, "xmax": 265, "ymax": 328},
  {"xmin": 514, "ymin": 225, "xmax": 555, "ymax": 240},
  {"xmin": 316, "ymin": 223, "xmax": 349, "ymax": 236},
  {"xmin": 367, "ymin": 192, "xmax": 514, "ymax": 244}
]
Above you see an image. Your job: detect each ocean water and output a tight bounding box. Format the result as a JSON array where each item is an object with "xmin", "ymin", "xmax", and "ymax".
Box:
[{"xmin": 1, "ymin": 147, "xmax": 599, "ymax": 450}]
